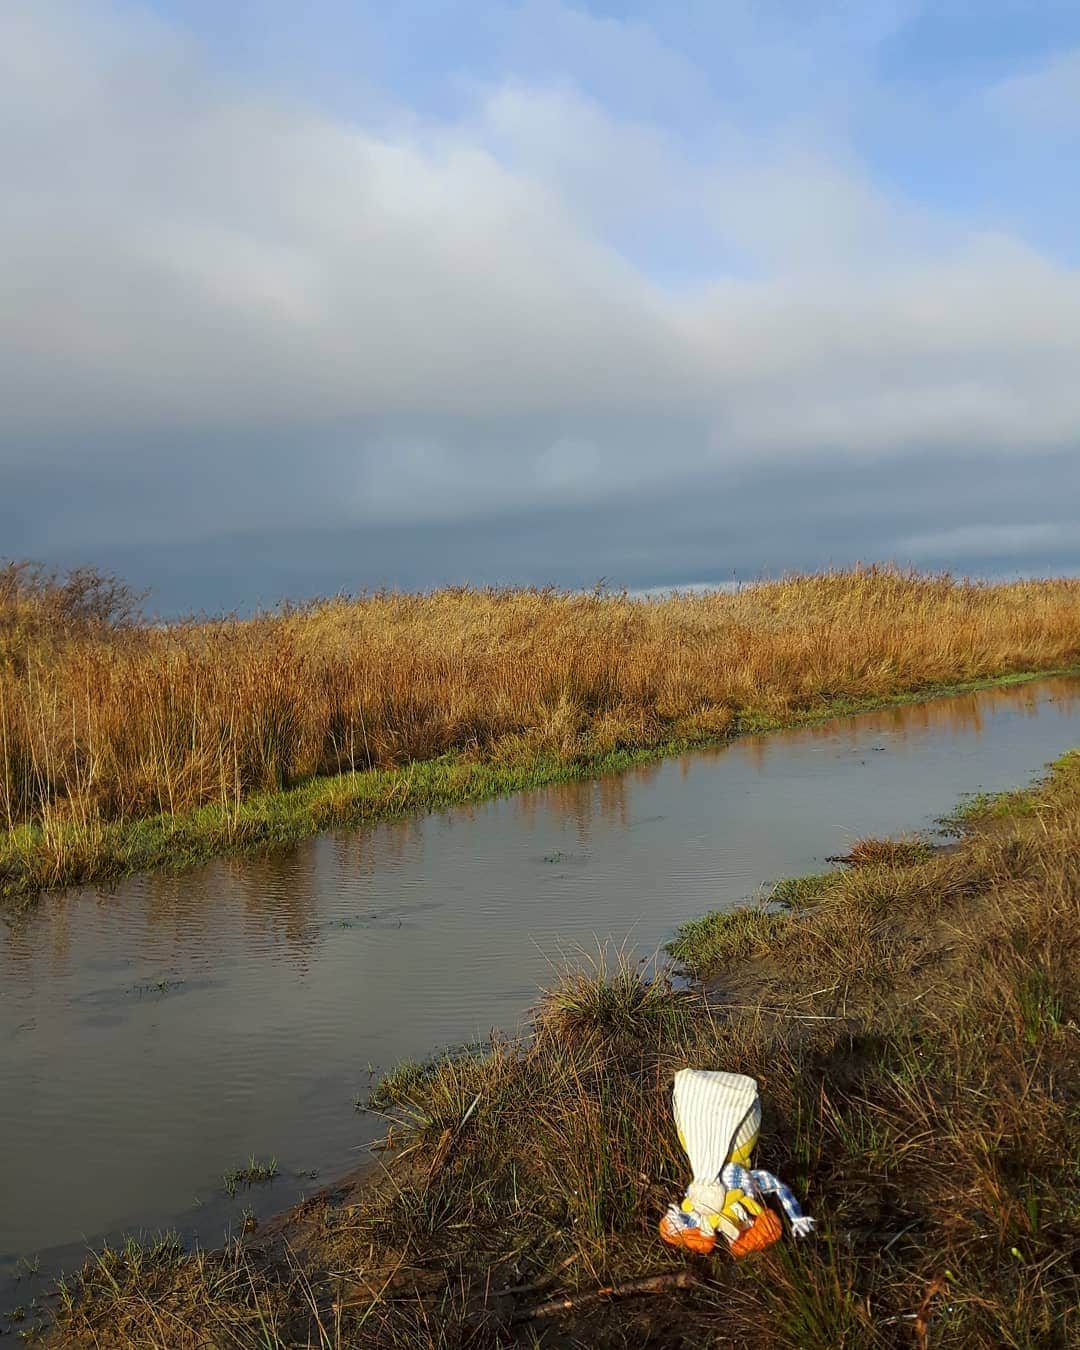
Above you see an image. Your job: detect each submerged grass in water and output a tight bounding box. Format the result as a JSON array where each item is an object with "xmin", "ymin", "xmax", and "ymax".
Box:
[
  {"xmin": 222, "ymin": 1158, "xmax": 278, "ymax": 1199},
  {"xmin": 47, "ymin": 754, "xmax": 1080, "ymax": 1347}
]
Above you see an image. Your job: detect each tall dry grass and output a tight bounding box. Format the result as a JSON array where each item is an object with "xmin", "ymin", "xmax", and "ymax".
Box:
[{"xmin": 4, "ymin": 561, "xmax": 1080, "ymax": 847}]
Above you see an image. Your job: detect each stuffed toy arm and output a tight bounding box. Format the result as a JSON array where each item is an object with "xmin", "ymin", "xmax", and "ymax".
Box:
[{"xmin": 720, "ymin": 1163, "xmax": 816, "ymax": 1238}]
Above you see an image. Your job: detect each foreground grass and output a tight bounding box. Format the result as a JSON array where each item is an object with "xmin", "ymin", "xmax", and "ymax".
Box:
[
  {"xmin": 5, "ymin": 561, "xmax": 1080, "ymax": 904},
  {"xmin": 46, "ymin": 755, "xmax": 1080, "ymax": 1347}
]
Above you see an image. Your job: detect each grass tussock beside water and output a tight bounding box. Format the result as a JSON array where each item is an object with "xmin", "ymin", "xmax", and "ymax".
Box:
[
  {"xmin": 5, "ymin": 561, "xmax": 1080, "ymax": 903},
  {"xmin": 47, "ymin": 755, "xmax": 1080, "ymax": 1347}
]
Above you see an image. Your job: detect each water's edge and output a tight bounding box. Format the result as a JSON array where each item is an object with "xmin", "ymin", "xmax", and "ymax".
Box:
[{"xmin": 6, "ymin": 663, "xmax": 1077, "ymax": 913}]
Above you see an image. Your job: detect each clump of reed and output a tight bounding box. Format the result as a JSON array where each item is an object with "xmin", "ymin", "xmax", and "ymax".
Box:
[
  {"xmin": 4, "ymin": 562, "xmax": 1080, "ymax": 899},
  {"xmin": 827, "ymin": 836, "xmax": 933, "ymax": 869},
  {"xmin": 48, "ymin": 755, "xmax": 1080, "ymax": 1348},
  {"xmin": 533, "ymin": 946, "xmax": 698, "ymax": 1052}
]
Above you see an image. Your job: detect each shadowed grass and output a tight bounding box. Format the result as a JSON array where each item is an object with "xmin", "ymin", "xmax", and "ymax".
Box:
[
  {"xmin": 5, "ymin": 562, "xmax": 1080, "ymax": 904},
  {"xmin": 46, "ymin": 753, "xmax": 1080, "ymax": 1347}
]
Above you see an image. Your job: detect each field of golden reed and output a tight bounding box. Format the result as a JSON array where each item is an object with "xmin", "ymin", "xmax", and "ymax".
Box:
[{"xmin": 3, "ymin": 562, "xmax": 1080, "ymax": 894}]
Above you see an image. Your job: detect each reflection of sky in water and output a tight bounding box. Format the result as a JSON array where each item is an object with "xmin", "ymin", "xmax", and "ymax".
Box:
[{"xmin": 2, "ymin": 677, "xmax": 1080, "ymax": 1296}]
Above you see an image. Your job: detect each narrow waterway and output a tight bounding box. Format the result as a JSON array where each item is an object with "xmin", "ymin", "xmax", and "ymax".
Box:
[{"xmin": 3, "ymin": 676, "xmax": 1079, "ymax": 1306}]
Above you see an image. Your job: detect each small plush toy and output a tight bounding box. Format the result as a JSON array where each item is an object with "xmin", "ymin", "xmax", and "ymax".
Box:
[{"xmin": 659, "ymin": 1069, "xmax": 814, "ymax": 1257}]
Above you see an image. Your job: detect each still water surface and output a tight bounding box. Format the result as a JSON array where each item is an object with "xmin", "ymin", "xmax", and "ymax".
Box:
[{"xmin": 3, "ymin": 677, "xmax": 1080, "ymax": 1300}]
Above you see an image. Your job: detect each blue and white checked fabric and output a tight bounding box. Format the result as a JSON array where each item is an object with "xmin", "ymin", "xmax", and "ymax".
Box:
[{"xmin": 720, "ymin": 1162, "xmax": 816, "ymax": 1238}]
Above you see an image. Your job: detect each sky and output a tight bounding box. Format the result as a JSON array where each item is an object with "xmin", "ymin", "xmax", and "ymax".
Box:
[{"xmin": 2, "ymin": 0, "xmax": 1079, "ymax": 614}]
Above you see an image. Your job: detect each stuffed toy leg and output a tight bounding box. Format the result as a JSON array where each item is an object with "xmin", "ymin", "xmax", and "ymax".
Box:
[{"xmin": 659, "ymin": 1069, "xmax": 814, "ymax": 1257}]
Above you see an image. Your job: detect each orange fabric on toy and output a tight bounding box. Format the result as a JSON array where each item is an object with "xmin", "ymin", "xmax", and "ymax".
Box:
[
  {"xmin": 729, "ymin": 1207, "xmax": 783, "ymax": 1258},
  {"xmin": 658, "ymin": 1212, "xmax": 717, "ymax": 1255}
]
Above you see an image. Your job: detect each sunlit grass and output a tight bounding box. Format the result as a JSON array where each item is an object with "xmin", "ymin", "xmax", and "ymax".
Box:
[
  {"xmin": 4, "ymin": 561, "xmax": 1080, "ymax": 903},
  {"xmin": 666, "ymin": 905, "xmax": 793, "ymax": 979}
]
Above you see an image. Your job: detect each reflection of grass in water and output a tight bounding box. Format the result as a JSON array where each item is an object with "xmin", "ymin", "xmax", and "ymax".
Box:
[
  {"xmin": 222, "ymin": 1157, "xmax": 278, "ymax": 1198},
  {"xmin": 132, "ymin": 977, "xmax": 183, "ymax": 996},
  {"xmin": 12, "ymin": 1255, "xmax": 40, "ymax": 1280},
  {"xmin": 5, "ymin": 563, "xmax": 1080, "ymax": 908}
]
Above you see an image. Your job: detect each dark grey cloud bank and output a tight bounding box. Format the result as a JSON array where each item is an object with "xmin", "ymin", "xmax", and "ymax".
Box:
[
  {"xmin": 27, "ymin": 449, "xmax": 1079, "ymax": 618},
  {"xmin": 3, "ymin": 3, "xmax": 1080, "ymax": 614}
]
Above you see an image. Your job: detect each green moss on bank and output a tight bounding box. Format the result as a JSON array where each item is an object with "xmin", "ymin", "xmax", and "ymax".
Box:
[{"xmin": 939, "ymin": 748, "xmax": 1080, "ymax": 835}]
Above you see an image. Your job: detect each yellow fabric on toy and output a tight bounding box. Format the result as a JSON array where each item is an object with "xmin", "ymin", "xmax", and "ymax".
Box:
[{"xmin": 672, "ymin": 1069, "xmax": 764, "ymax": 1239}]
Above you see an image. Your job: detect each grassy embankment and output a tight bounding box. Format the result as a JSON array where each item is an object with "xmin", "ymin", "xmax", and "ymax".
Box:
[
  {"xmin": 45, "ymin": 754, "xmax": 1079, "ymax": 1347},
  {"xmin": 5, "ymin": 562, "xmax": 1080, "ymax": 906}
]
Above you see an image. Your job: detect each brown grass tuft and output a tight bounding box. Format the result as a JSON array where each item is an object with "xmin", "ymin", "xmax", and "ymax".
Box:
[{"xmin": 828, "ymin": 836, "xmax": 933, "ymax": 868}]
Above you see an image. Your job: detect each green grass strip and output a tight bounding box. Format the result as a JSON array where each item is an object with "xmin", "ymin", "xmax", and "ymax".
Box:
[{"xmin": 3, "ymin": 665, "xmax": 1078, "ymax": 911}]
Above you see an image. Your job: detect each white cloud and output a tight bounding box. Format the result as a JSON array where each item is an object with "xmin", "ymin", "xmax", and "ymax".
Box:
[
  {"xmin": 2, "ymin": 0, "xmax": 1079, "ymax": 556},
  {"xmin": 990, "ymin": 48, "xmax": 1080, "ymax": 133}
]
